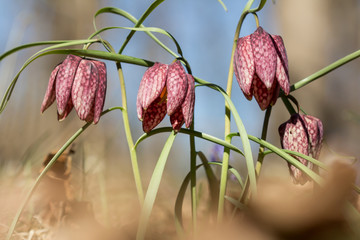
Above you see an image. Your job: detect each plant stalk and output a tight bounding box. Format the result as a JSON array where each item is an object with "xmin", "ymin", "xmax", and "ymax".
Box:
[{"xmin": 116, "ymin": 62, "xmax": 144, "ymax": 206}]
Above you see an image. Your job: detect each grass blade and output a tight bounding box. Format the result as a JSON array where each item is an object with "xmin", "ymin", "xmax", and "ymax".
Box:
[{"xmin": 136, "ymin": 131, "xmax": 177, "ymax": 240}]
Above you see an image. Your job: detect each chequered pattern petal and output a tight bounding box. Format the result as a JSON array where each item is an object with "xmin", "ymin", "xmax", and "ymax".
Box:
[
  {"xmin": 142, "ymin": 97, "xmax": 167, "ymax": 133},
  {"xmin": 41, "ymin": 64, "xmax": 60, "ymax": 113},
  {"xmin": 302, "ymin": 115, "xmax": 323, "ymax": 159},
  {"xmin": 71, "ymin": 60, "xmax": 99, "ymax": 121},
  {"xmin": 234, "ymin": 35, "xmax": 255, "ymax": 96},
  {"xmin": 170, "ymin": 107, "xmax": 185, "ymax": 131},
  {"xmin": 138, "ymin": 63, "xmax": 168, "ymax": 112},
  {"xmin": 84, "ymin": 108, "xmax": 95, "ymax": 123},
  {"xmin": 250, "ymin": 27, "xmax": 277, "ymax": 89},
  {"xmin": 182, "ymin": 74, "xmax": 195, "ymax": 128},
  {"xmin": 91, "ymin": 61, "xmax": 107, "ymax": 124},
  {"xmin": 56, "ymin": 55, "xmax": 82, "ymax": 116},
  {"xmin": 272, "ymin": 35, "xmax": 290, "ymax": 95},
  {"xmin": 279, "ymin": 114, "xmax": 311, "ymax": 185},
  {"xmin": 57, "ymin": 98, "xmax": 73, "ymax": 121},
  {"xmin": 166, "ymin": 61, "xmax": 188, "ymax": 116},
  {"xmin": 253, "ymin": 74, "xmax": 278, "ymax": 110},
  {"xmin": 270, "ymin": 84, "xmax": 280, "ymax": 106},
  {"xmin": 137, "ymin": 96, "xmax": 143, "ymax": 121}
]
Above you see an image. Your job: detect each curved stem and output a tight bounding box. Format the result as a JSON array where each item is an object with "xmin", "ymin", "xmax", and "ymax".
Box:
[
  {"xmin": 189, "ymin": 121, "xmax": 197, "ymax": 232},
  {"xmin": 218, "ymin": 0, "xmax": 256, "ymax": 223},
  {"xmin": 290, "ymin": 49, "xmax": 360, "ymax": 92},
  {"xmin": 255, "ymin": 106, "xmax": 272, "ymax": 177},
  {"xmin": 118, "ymin": 0, "xmax": 164, "ymax": 54},
  {"xmin": 116, "ymin": 62, "xmax": 144, "ymax": 206}
]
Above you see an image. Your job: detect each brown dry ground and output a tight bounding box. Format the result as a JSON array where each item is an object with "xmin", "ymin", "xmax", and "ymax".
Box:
[{"xmin": 0, "ymin": 151, "xmax": 360, "ymax": 240}]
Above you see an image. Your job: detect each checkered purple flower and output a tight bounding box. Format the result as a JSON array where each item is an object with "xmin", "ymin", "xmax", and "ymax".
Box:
[
  {"xmin": 41, "ymin": 54, "xmax": 107, "ymax": 124},
  {"xmin": 279, "ymin": 114, "xmax": 323, "ymax": 184},
  {"xmin": 137, "ymin": 61, "xmax": 195, "ymax": 133},
  {"xmin": 234, "ymin": 27, "xmax": 290, "ymax": 110}
]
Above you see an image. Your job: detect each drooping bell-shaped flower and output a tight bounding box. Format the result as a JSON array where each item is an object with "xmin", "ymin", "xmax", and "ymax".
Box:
[
  {"xmin": 278, "ymin": 114, "xmax": 323, "ymax": 184},
  {"xmin": 234, "ymin": 27, "xmax": 290, "ymax": 110},
  {"xmin": 41, "ymin": 54, "xmax": 107, "ymax": 124},
  {"xmin": 136, "ymin": 61, "xmax": 195, "ymax": 133}
]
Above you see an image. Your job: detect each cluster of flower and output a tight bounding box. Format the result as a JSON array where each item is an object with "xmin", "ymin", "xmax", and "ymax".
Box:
[{"xmin": 41, "ymin": 26, "xmax": 323, "ymax": 184}]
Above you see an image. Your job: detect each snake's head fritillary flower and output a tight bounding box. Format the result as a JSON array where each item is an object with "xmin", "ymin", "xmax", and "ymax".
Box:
[
  {"xmin": 137, "ymin": 61, "xmax": 195, "ymax": 133},
  {"xmin": 234, "ymin": 27, "xmax": 290, "ymax": 110},
  {"xmin": 41, "ymin": 54, "xmax": 107, "ymax": 124},
  {"xmin": 279, "ymin": 114, "xmax": 323, "ymax": 184}
]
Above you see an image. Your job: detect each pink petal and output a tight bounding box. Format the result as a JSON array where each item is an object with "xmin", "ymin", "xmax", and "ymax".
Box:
[
  {"xmin": 182, "ymin": 74, "xmax": 195, "ymax": 128},
  {"xmin": 41, "ymin": 64, "xmax": 60, "ymax": 113},
  {"xmin": 57, "ymin": 98, "xmax": 73, "ymax": 121},
  {"xmin": 71, "ymin": 59, "xmax": 99, "ymax": 121},
  {"xmin": 91, "ymin": 61, "xmax": 107, "ymax": 124},
  {"xmin": 169, "ymin": 74, "xmax": 196, "ymax": 131},
  {"xmin": 250, "ymin": 27, "xmax": 277, "ymax": 89},
  {"xmin": 137, "ymin": 62, "xmax": 168, "ymax": 112},
  {"xmin": 270, "ymin": 84, "xmax": 280, "ymax": 106},
  {"xmin": 272, "ymin": 35, "xmax": 290, "ymax": 95},
  {"xmin": 234, "ymin": 35, "xmax": 255, "ymax": 96},
  {"xmin": 56, "ymin": 55, "xmax": 82, "ymax": 116},
  {"xmin": 166, "ymin": 60, "xmax": 188, "ymax": 116},
  {"xmin": 170, "ymin": 107, "xmax": 185, "ymax": 131},
  {"xmin": 279, "ymin": 114, "xmax": 311, "ymax": 184},
  {"xmin": 137, "ymin": 96, "xmax": 144, "ymax": 121},
  {"xmin": 142, "ymin": 97, "xmax": 167, "ymax": 133},
  {"xmin": 252, "ymin": 75, "xmax": 278, "ymax": 110},
  {"xmin": 302, "ymin": 115, "xmax": 323, "ymax": 159}
]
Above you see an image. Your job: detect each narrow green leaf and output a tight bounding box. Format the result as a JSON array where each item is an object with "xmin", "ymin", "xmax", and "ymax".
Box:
[
  {"xmin": 195, "ymin": 81, "xmax": 256, "ymax": 196},
  {"xmin": 246, "ymin": 134, "xmax": 323, "ymax": 184},
  {"xmin": 174, "ymin": 164, "xmax": 202, "ymax": 236},
  {"xmin": 263, "ymin": 148, "xmax": 327, "ymax": 170},
  {"xmin": 197, "ymin": 151, "xmax": 220, "ymax": 214},
  {"xmin": 174, "ymin": 161, "xmax": 243, "ymax": 234},
  {"xmin": 217, "ymin": 0, "xmax": 228, "ymax": 11},
  {"xmin": 93, "ymin": 6, "xmax": 179, "ymax": 58},
  {"xmin": 134, "ymin": 127, "xmax": 244, "ymax": 156},
  {"xmin": 0, "ymin": 39, "xmax": 100, "ymax": 114},
  {"xmin": 89, "ymin": 26, "xmax": 183, "ymax": 57},
  {"xmin": 224, "ymin": 195, "xmax": 245, "ymax": 210},
  {"xmin": 0, "ymin": 40, "xmax": 69, "ymax": 61},
  {"xmin": 249, "ymin": 0, "xmax": 268, "ymax": 12},
  {"xmin": 291, "ymin": 49, "xmax": 360, "ymax": 92},
  {"xmin": 136, "ymin": 131, "xmax": 177, "ymax": 240},
  {"xmin": 118, "ymin": 0, "xmax": 165, "ymax": 54}
]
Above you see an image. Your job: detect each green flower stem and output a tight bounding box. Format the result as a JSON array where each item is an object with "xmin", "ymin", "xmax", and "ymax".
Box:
[
  {"xmin": 118, "ymin": 0, "xmax": 164, "ymax": 54},
  {"xmin": 218, "ymin": 0, "xmax": 257, "ymax": 222},
  {"xmin": 5, "ymin": 106, "xmax": 123, "ymax": 240},
  {"xmin": 189, "ymin": 122, "xmax": 197, "ymax": 231},
  {"xmin": 255, "ymin": 106, "xmax": 272, "ymax": 177},
  {"xmin": 281, "ymin": 96, "xmax": 297, "ymax": 115},
  {"xmin": 291, "ymin": 49, "xmax": 360, "ymax": 92},
  {"xmin": 116, "ymin": 62, "xmax": 144, "ymax": 206}
]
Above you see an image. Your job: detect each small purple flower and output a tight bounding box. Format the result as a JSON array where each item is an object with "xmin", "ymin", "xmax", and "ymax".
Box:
[
  {"xmin": 41, "ymin": 55, "xmax": 107, "ymax": 124},
  {"xmin": 279, "ymin": 114, "xmax": 323, "ymax": 184},
  {"xmin": 233, "ymin": 27, "xmax": 290, "ymax": 110},
  {"xmin": 137, "ymin": 61, "xmax": 195, "ymax": 133}
]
